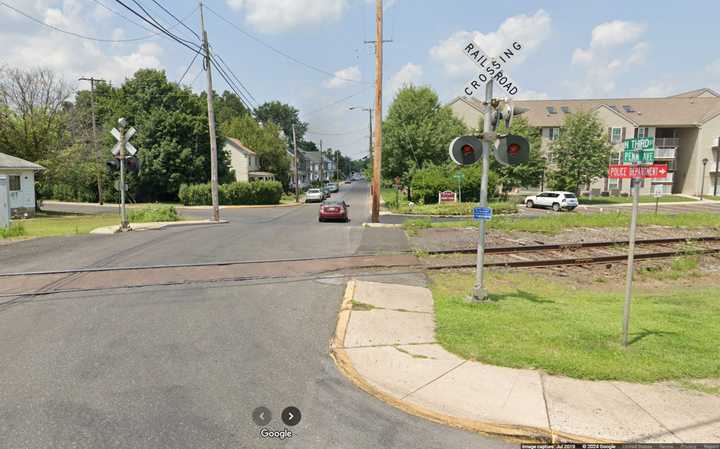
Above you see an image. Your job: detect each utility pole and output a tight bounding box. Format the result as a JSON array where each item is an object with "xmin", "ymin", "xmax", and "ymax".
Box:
[
  {"xmin": 79, "ymin": 76, "xmax": 105, "ymax": 205},
  {"xmin": 349, "ymin": 106, "xmax": 373, "ymax": 164},
  {"xmin": 292, "ymin": 124, "xmax": 299, "ymax": 203},
  {"xmin": 319, "ymin": 140, "xmax": 324, "ymax": 184},
  {"xmin": 336, "ymin": 151, "xmax": 339, "ymax": 181},
  {"xmin": 199, "ymin": 1, "xmax": 220, "ymax": 222},
  {"xmin": 472, "ymin": 81, "xmax": 493, "ymax": 301},
  {"xmin": 370, "ymin": 0, "xmax": 385, "ymax": 222}
]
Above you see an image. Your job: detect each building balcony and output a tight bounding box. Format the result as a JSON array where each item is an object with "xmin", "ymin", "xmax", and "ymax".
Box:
[
  {"xmin": 654, "ymin": 147, "xmax": 676, "ymax": 159},
  {"xmin": 655, "ymin": 137, "xmax": 679, "ymax": 148}
]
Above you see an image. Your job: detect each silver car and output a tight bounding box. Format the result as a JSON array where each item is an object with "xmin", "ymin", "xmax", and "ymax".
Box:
[{"xmin": 305, "ymin": 188, "xmax": 324, "ymax": 203}]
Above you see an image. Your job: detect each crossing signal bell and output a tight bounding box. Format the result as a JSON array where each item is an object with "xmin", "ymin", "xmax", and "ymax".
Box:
[
  {"xmin": 449, "ymin": 136, "xmax": 483, "ymax": 166},
  {"xmin": 494, "ymin": 134, "xmax": 530, "ymax": 166}
]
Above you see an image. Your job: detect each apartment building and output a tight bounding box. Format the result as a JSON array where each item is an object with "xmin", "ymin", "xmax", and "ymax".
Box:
[{"xmin": 449, "ymin": 88, "xmax": 720, "ymax": 196}]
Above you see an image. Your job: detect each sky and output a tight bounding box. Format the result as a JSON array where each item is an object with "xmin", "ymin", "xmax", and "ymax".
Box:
[{"xmin": 2, "ymin": 0, "xmax": 720, "ymax": 160}]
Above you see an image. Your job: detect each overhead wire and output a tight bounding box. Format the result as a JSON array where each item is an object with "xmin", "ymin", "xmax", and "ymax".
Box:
[
  {"xmin": 203, "ymin": 4, "xmax": 370, "ymax": 85},
  {"xmin": 178, "ymin": 51, "xmax": 200, "ymax": 85},
  {"xmin": 210, "ymin": 49, "xmax": 259, "ymax": 108}
]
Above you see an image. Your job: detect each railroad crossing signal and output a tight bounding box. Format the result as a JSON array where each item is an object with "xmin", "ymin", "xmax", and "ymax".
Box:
[
  {"xmin": 461, "ymin": 40, "xmax": 523, "ymax": 98},
  {"xmin": 449, "ymin": 135, "xmax": 483, "ymax": 166},
  {"xmin": 494, "ymin": 134, "xmax": 530, "ymax": 166},
  {"xmin": 111, "ymin": 126, "xmax": 137, "ymax": 157}
]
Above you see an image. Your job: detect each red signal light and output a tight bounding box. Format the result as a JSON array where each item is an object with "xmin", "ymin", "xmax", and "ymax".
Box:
[
  {"xmin": 462, "ymin": 144, "xmax": 474, "ymax": 155},
  {"xmin": 508, "ymin": 143, "xmax": 521, "ymax": 155}
]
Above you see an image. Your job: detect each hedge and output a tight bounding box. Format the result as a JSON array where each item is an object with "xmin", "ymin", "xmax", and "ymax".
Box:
[
  {"xmin": 410, "ymin": 164, "xmax": 498, "ymax": 204},
  {"xmin": 178, "ymin": 180, "xmax": 283, "ymax": 206}
]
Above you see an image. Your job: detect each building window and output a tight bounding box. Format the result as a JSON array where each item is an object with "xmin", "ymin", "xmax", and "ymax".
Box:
[
  {"xmin": 609, "ymin": 178, "xmax": 620, "ymax": 190},
  {"xmin": 610, "ymin": 152, "xmax": 621, "ymax": 164},
  {"xmin": 548, "ymin": 127, "xmax": 560, "ymax": 141},
  {"xmin": 611, "ymin": 127, "xmax": 623, "ymax": 144},
  {"xmin": 9, "ymin": 175, "xmax": 21, "ymax": 191},
  {"xmin": 637, "ymin": 127, "xmax": 648, "ymax": 138},
  {"xmin": 546, "ymin": 106, "xmax": 557, "ymax": 115}
]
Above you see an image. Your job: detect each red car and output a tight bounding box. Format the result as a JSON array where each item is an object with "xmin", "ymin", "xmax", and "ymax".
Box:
[{"xmin": 319, "ymin": 200, "xmax": 349, "ymax": 222}]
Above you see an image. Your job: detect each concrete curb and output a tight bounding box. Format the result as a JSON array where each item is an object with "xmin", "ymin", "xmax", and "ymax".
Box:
[
  {"xmin": 362, "ymin": 222, "xmax": 402, "ymax": 228},
  {"xmin": 90, "ymin": 219, "xmax": 229, "ymax": 235},
  {"xmin": 329, "ymin": 280, "xmax": 613, "ymax": 444}
]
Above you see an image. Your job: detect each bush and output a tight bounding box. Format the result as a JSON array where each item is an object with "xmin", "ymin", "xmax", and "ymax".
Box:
[
  {"xmin": 410, "ymin": 163, "xmax": 498, "ymax": 204},
  {"xmin": 128, "ymin": 205, "xmax": 179, "ymax": 223},
  {"xmin": 178, "ymin": 181, "xmax": 282, "ymax": 206},
  {"xmin": 0, "ymin": 223, "xmax": 26, "ymax": 239}
]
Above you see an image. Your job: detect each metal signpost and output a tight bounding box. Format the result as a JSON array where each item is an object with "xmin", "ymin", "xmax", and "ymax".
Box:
[
  {"xmin": 0, "ymin": 175, "xmax": 10, "ymax": 229},
  {"xmin": 111, "ymin": 118, "xmax": 137, "ymax": 232},
  {"xmin": 609, "ymin": 138, "xmax": 664, "ymax": 346},
  {"xmin": 454, "ymin": 171, "xmax": 464, "ymax": 203},
  {"xmin": 653, "ymin": 184, "xmax": 664, "ymax": 215},
  {"xmin": 457, "ymin": 38, "xmax": 524, "ymax": 300}
]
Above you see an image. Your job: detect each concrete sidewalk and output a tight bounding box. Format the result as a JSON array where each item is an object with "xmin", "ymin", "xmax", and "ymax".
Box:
[
  {"xmin": 331, "ymin": 280, "xmax": 720, "ymax": 443},
  {"xmin": 90, "ymin": 219, "xmax": 228, "ymax": 234}
]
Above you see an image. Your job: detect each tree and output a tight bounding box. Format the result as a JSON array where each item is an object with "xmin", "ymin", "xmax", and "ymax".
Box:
[
  {"xmin": 492, "ymin": 116, "xmax": 546, "ymax": 191},
  {"xmin": 214, "ymin": 90, "xmax": 249, "ymax": 126},
  {"xmin": 222, "ymin": 115, "xmax": 290, "ymax": 187},
  {"xmin": 548, "ymin": 110, "xmax": 613, "ymax": 193},
  {"xmin": 382, "ymin": 85, "xmax": 467, "ymax": 179},
  {"xmin": 298, "ymin": 140, "xmax": 318, "ymax": 152},
  {"xmin": 255, "ymin": 101, "xmax": 307, "ymax": 142}
]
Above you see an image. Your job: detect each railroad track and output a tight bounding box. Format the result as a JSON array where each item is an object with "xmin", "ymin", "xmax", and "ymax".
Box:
[{"xmin": 423, "ymin": 236, "xmax": 720, "ymax": 270}]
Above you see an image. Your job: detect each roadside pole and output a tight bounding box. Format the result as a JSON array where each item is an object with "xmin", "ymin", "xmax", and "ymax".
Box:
[
  {"xmin": 371, "ymin": 0, "xmax": 383, "ymax": 223},
  {"xmin": 622, "ymin": 154, "xmax": 640, "ymax": 347},
  {"xmin": 199, "ymin": 1, "xmax": 220, "ymax": 222},
  {"xmin": 79, "ymin": 77, "xmax": 105, "ymax": 205},
  {"xmin": 118, "ymin": 121, "xmax": 129, "ymax": 231},
  {"xmin": 292, "ymin": 124, "xmax": 299, "ymax": 203},
  {"xmin": 473, "ymin": 81, "xmax": 493, "ymax": 301},
  {"xmin": 319, "ymin": 140, "xmax": 324, "ymax": 184}
]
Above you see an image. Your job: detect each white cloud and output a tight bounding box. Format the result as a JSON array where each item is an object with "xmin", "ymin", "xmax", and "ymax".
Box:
[
  {"xmin": 323, "ymin": 65, "xmax": 361, "ymax": 88},
  {"xmin": 430, "ymin": 9, "xmax": 551, "ymax": 77},
  {"xmin": 639, "ymin": 80, "xmax": 677, "ymax": 97},
  {"xmin": 389, "ymin": 63, "xmax": 422, "ymax": 94},
  {"xmin": 590, "ymin": 20, "xmax": 646, "ymax": 48},
  {"xmin": 226, "ymin": 0, "xmax": 347, "ymax": 33},
  {"xmin": 569, "ymin": 20, "xmax": 649, "ymax": 97}
]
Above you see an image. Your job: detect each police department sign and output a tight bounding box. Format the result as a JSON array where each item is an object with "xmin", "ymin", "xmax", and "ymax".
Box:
[{"xmin": 461, "ymin": 41, "xmax": 522, "ymax": 97}]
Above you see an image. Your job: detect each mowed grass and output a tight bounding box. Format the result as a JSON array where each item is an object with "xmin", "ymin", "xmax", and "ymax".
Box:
[
  {"xmin": 404, "ymin": 211, "xmax": 720, "ymax": 235},
  {"xmin": 429, "ymin": 270, "xmax": 720, "ymax": 382},
  {"xmin": 579, "ymin": 195, "xmax": 698, "ymax": 205},
  {"xmin": 381, "ymin": 187, "xmax": 516, "ymax": 215}
]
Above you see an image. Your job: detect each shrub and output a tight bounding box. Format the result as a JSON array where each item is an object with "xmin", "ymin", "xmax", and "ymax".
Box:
[
  {"xmin": 0, "ymin": 223, "xmax": 26, "ymax": 239},
  {"xmin": 128, "ymin": 205, "xmax": 179, "ymax": 223},
  {"xmin": 178, "ymin": 181, "xmax": 282, "ymax": 206},
  {"xmin": 410, "ymin": 163, "xmax": 498, "ymax": 204}
]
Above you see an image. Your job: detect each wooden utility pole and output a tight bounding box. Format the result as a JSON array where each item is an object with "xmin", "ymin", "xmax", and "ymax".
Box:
[
  {"xmin": 79, "ymin": 77, "xmax": 105, "ymax": 204},
  {"xmin": 336, "ymin": 151, "xmax": 339, "ymax": 181},
  {"xmin": 292, "ymin": 124, "xmax": 299, "ymax": 203},
  {"xmin": 199, "ymin": 1, "xmax": 220, "ymax": 221},
  {"xmin": 319, "ymin": 139, "xmax": 324, "ymax": 184},
  {"xmin": 371, "ymin": 0, "xmax": 384, "ymax": 222}
]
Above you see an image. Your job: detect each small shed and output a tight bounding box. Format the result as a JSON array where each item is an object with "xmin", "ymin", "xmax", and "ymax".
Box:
[{"xmin": 0, "ymin": 152, "xmax": 44, "ymax": 217}]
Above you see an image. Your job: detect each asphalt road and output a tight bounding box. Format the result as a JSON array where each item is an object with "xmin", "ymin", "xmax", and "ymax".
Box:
[{"xmin": 0, "ymin": 182, "xmax": 512, "ymax": 449}]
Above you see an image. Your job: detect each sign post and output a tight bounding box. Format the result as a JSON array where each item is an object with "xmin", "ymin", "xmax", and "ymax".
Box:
[
  {"xmin": 653, "ymin": 184, "xmax": 663, "ymax": 215},
  {"xmin": 111, "ymin": 118, "xmax": 137, "ymax": 232},
  {"xmin": 454, "ymin": 171, "xmax": 464, "ymax": 203}
]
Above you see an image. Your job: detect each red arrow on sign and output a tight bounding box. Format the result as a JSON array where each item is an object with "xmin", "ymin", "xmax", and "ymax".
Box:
[{"xmin": 608, "ymin": 164, "xmax": 669, "ymax": 179}]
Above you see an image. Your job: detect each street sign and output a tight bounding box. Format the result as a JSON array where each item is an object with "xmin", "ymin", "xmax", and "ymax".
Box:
[
  {"xmin": 473, "ymin": 207, "xmax": 492, "ymax": 220},
  {"xmin": 439, "ymin": 191, "xmax": 457, "ymax": 203},
  {"xmin": 608, "ymin": 164, "xmax": 669, "ymax": 179},
  {"xmin": 653, "ymin": 184, "xmax": 664, "ymax": 198},
  {"xmin": 454, "ymin": 171, "xmax": 465, "ymax": 181},
  {"xmin": 624, "ymin": 137, "xmax": 654, "ymax": 151},
  {"xmin": 623, "ymin": 149, "xmax": 654, "ymax": 164},
  {"xmin": 461, "ymin": 40, "xmax": 523, "ymax": 98}
]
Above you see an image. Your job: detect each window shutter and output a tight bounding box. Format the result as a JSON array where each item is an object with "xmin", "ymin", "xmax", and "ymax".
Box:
[
  {"xmin": 621, "ymin": 127, "xmax": 626, "ymax": 141},
  {"xmin": 608, "ymin": 127, "xmax": 612, "ymax": 143}
]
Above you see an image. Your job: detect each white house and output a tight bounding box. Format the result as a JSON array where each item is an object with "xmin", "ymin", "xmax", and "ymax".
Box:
[
  {"xmin": 0, "ymin": 152, "xmax": 43, "ymax": 217},
  {"xmin": 224, "ymin": 138, "xmax": 275, "ymax": 182}
]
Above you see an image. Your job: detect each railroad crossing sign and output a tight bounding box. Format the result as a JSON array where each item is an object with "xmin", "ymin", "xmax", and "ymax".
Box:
[
  {"xmin": 623, "ymin": 137, "xmax": 655, "ymax": 164},
  {"xmin": 473, "ymin": 206, "xmax": 492, "ymax": 220},
  {"xmin": 608, "ymin": 164, "xmax": 668, "ymax": 179},
  {"xmin": 111, "ymin": 126, "xmax": 137, "ymax": 157},
  {"xmin": 461, "ymin": 40, "xmax": 523, "ymax": 98}
]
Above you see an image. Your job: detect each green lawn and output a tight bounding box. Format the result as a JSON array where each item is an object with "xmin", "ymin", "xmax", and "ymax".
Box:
[
  {"xmin": 579, "ymin": 195, "xmax": 698, "ymax": 205},
  {"xmin": 430, "ymin": 270, "xmax": 720, "ymax": 382},
  {"xmin": 2, "ymin": 205, "xmax": 183, "ymax": 239},
  {"xmin": 381, "ymin": 187, "xmax": 516, "ymax": 215},
  {"xmin": 404, "ymin": 211, "xmax": 720, "ymax": 235}
]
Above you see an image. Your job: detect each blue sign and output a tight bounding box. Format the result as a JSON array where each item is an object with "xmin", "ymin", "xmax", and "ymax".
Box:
[{"xmin": 473, "ymin": 207, "xmax": 492, "ymax": 220}]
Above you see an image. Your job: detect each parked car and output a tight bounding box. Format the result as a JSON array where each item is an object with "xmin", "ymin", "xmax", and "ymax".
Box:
[
  {"xmin": 305, "ymin": 188, "xmax": 324, "ymax": 203},
  {"xmin": 524, "ymin": 191, "xmax": 579, "ymax": 211},
  {"xmin": 343, "ymin": 180, "xmax": 352, "ymax": 184},
  {"xmin": 327, "ymin": 183, "xmax": 339, "ymax": 193},
  {"xmin": 321, "ymin": 186, "xmax": 331, "ymax": 198},
  {"xmin": 319, "ymin": 199, "xmax": 349, "ymax": 222}
]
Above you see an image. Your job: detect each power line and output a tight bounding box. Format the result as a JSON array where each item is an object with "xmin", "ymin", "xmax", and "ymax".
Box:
[
  {"xmin": 210, "ymin": 50, "xmax": 258, "ymax": 107},
  {"xmin": 128, "ymin": 0, "xmax": 198, "ymax": 48},
  {"xmin": 0, "ymin": 1, "xmax": 156, "ymax": 42},
  {"xmin": 178, "ymin": 51, "xmax": 200, "ymax": 85},
  {"xmin": 149, "ymin": 0, "xmax": 200, "ymax": 40},
  {"xmin": 92, "ymin": 0, "xmax": 199, "ymax": 39},
  {"xmin": 208, "ymin": 56, "xmax": 255, "ymax": 113},
  {"xmin": 203, "ymin": 4, "xmax": 370, "ymax": 85}
]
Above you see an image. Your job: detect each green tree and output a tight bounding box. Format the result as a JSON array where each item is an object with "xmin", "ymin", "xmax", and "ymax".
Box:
[
  {"xmin": 549, "ymin": 110, "xmax": 613, "ymax": 193},
  {"xmin": 382, "ymin": 85, "xmax": 467, "ymax": 179},
  {"xmin": 492, "ymin": 116, "xmax": 546, "ymax": 191},
  {"xmin": 222, "ymin": 115, "xmax": 290, "ymax": 186},
  {"xmin": 255, "ymin": 101, "xmax": 307, "ymax": 142},
  {"xmin": 214, "ymin": 90, "xmax": 249, "ymax": 125}
]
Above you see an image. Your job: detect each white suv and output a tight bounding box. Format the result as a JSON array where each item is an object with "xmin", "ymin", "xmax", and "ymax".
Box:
[{"xmin": 524, "ymin": 191, "xmax": 579, "ymax": 212}]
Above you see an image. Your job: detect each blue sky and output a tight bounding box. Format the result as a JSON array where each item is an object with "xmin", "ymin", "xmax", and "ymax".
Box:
[{"xmin": 2, "ymin": 0, "xmax": 719, "ymax": 159}]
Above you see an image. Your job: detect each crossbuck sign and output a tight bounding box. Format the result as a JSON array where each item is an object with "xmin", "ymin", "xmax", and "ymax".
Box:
[{"xmin": 462, "ymin": 41, "xmax": 523, "ymax": 98}]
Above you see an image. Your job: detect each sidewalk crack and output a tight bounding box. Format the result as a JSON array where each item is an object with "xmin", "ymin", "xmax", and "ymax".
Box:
[
  {"xmin": 610, "ymin": 382, "xmax": 684, "ymax": 443},
  {"xmin": 539, "ymin": 372, "xmax": 554, "ymax": 437},
  {"xmin": 400, "ymin": 360, "xmax": 468, "ymax": 400}
]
